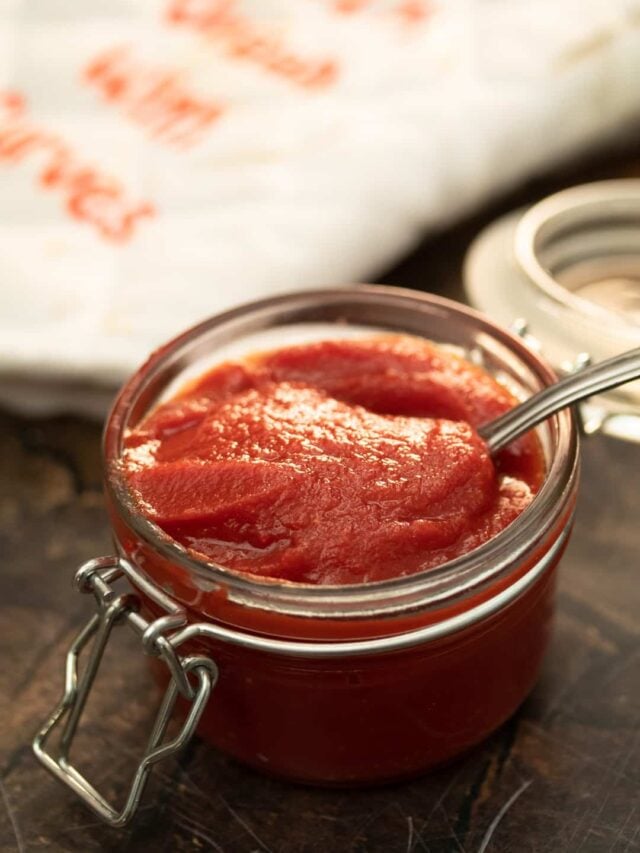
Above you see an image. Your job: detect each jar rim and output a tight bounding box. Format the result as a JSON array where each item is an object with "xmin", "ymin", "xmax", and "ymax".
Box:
[
  {"xmin": 514, "ymin": 178, "xmax": 640, "ymax": 333},
  {"xmin": 103, "ymin": 285, "xmax": 579, "ymax": 618}
]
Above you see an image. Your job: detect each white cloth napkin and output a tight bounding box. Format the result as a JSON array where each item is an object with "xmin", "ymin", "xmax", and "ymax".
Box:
[{"xmin": 2, "ymin": 0, "xmax": 640, "ymax": 414}]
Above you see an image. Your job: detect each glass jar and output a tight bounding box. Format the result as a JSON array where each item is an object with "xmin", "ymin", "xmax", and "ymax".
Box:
[
  {"xmin": 464, "ymin": 179, "xmax": 640, "ymax": 440},
  {"xmin": 33, "ymin": 286, "xmax": 579, "ymax": 827}
]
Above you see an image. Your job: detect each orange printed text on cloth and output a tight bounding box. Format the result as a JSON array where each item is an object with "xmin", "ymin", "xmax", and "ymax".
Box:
[
  {"xmin": 0, "ymin": 90, "xmax": 155, "ymax": 242},
  {"xmin": 166, "ymin": 0, "xmax": 339, "ymax": 90},
  {"xmin": 84, "ymin": 46, "xmax": 226, "ymax": 149}
]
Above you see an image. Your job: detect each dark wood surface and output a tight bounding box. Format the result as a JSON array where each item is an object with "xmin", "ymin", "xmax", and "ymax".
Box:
[{"xmin": 1, "ymin": 142, "xmax": 639, "ymax": 853}]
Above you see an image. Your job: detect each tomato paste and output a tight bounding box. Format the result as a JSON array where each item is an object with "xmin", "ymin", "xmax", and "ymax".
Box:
[{"xmin": 122, "ymin": 336, "xmax": 544, "ymax": 584}]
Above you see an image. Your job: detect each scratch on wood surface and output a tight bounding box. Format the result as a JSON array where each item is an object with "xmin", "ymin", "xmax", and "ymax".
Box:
[
  {"xmin": 607, "ymin": 803, "xmax": 636, "ymax": 853},
  {"xmin": 218, "ymin": 794, "xmax": 273, "ymax": 853},
  {"xmin": 406, "ymin": 815, "xmax": 414, "ymax": 853},
  {"xmin": 477, "ymin": 780, "xmax": 532, "ymax": 853},
  {"xmin": 415, "ymin": 765, "xmax": 463, "ymax": 841},
  {"xmin": 346, "ymin": 802, "xmax": 393, "ymax": 847},
  {"xmin": 0, "ymin": 779, "xmax": 25, "ymax": 853},
  {"xmin": 173, "ymin": 814, "xmax": 225, "ymax": 852},
  {"xmin": 388, "ymin": 803, "xmax": 428, "ymax": 853},
  {"xmin": 623, "ymin": 817, "xmax": 640, "ymax": 852},
  {"xmin": 439, "ymin": 804, "xmax": 466, "ymax": 853},
  {"xmin": 616, "ymin": 795, "xmax": 639, "ymax": 849},
  {"xmin": 572, "ymin": 732, "xmax": 640, "ymax": 853}
]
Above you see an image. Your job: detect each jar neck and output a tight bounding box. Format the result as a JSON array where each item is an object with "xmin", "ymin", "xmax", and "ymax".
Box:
[{"xmin": 110, "ymin": 520, "xmax": 573, "ymax": 650}]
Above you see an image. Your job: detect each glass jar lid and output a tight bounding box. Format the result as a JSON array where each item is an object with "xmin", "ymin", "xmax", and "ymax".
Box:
[{"xmin": 464, "ymin": 180, "xmax": 640, "ymax": 442}]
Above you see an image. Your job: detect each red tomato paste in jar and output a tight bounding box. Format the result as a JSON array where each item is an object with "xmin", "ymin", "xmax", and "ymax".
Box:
[{"xmin": 122, "ymin": 336, "xmax": 544, "ymax": 584}]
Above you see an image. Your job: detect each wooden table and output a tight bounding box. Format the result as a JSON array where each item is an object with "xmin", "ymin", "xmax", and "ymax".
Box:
[{"xmin": 1, "ymin": 144, "xmax": 639, "ymax": 852}]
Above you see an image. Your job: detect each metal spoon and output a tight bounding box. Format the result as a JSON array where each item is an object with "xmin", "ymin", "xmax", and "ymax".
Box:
[{"xmin": 478, "ymin": 347, "xmax": 640, "ymax": 454}]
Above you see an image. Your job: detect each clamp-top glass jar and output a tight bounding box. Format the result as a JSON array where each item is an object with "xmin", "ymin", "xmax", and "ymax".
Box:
[
  {"xmin": 464, "ymin": 180, "xmax": 640, "ymax": 440},
  {"xmin": 33, "ymin": 286, "xmax": 579, "ymax": 827}
]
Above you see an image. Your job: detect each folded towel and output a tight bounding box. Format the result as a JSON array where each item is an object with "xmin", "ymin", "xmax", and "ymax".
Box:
[{"xmin": 2, "ymin": 0, "xmax": 640, "ymax": 414}]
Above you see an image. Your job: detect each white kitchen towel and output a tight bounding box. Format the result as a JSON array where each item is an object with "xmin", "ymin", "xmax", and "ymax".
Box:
[{"xmin": 2, "ymin": 0, "xmax": 640, "ymax": 414}]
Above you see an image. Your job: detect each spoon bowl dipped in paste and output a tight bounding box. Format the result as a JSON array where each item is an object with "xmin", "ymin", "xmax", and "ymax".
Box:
[{"xmin": 121, "ymin": 335, "xmax": 545, "ymax": 585}]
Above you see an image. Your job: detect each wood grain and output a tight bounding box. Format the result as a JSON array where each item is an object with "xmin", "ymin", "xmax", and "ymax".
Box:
[{"xmin": 1, "ymin": 140, "xmax": 639, "ymax": 852}]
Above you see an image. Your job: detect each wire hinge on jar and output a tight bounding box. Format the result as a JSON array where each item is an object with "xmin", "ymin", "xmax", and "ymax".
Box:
[{"xmin": 32, "ymin": 555, "xmax": 218, "ymax": 829}]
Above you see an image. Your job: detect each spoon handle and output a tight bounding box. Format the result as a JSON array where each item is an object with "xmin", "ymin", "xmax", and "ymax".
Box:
[{"xmin": 478, "ymin": 347, "xmax": 640, "ymax": 455}]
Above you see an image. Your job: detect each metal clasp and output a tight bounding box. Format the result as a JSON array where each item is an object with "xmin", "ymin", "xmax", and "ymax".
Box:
[{"xmin": 32, "ymin": 556, "xmax": 217, "ymax": 828}]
